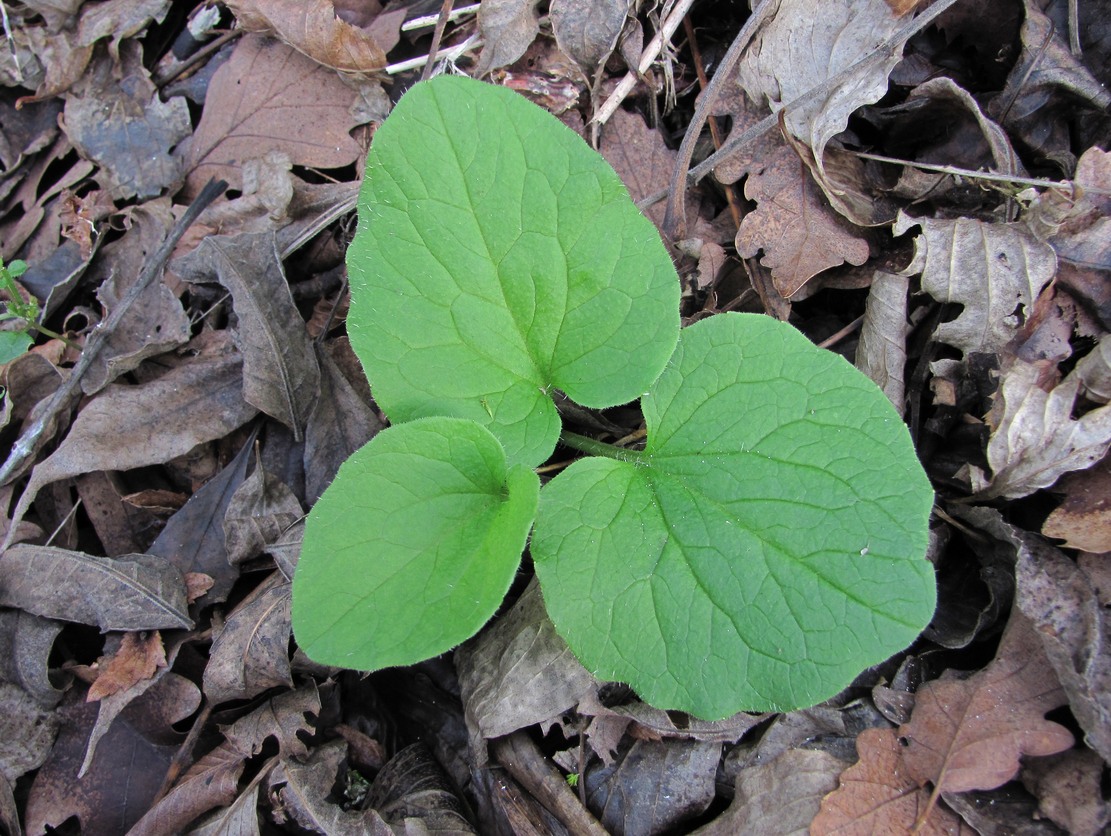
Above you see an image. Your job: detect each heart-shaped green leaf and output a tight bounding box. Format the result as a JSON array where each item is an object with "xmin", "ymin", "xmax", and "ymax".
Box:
[
  {"xmin": 532, "ymin": 313, "xmax": 935, "ymax": 718},
  {"xmin": 346, "ymin": 75, "xmax": 680, "ymax": 468},
  {"xmin": 291, "ymin": 416, "xmax": 539, "ymax": 670}
]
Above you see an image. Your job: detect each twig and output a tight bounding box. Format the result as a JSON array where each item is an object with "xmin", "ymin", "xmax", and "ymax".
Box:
[
  {"xmin": 851, "ymin": 151, "xmax": 1074, "ymax": 192},
  {"xmin": 403, "ymin": 2, "xmax": 479, "ymax": 32},
  {"xmin": 661, "ymin": 0, "xmax": 963, "ymax": 240},
  {"xmin": 0, "ymin": 179, "xmax": 227, "ymax": 492},
  {"xmin": 420, "ymin": 0, "xmax": 455, "ymax": 82},
  {"xmin": 593, "ymin": 0, "xmax": 698, "ymax": 126},
  {"xmin": 386, "ymin": 33, "xmax": 480, "ymax": 75},
  {"xmin": 490, "ymin": 732, "xmax": 609, "ymax": 836}
]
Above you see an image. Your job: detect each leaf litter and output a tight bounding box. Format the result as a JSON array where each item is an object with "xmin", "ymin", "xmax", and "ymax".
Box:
[{"xmin": 0, "ymin": 0, "xmax": 1109, "ymax": 832}]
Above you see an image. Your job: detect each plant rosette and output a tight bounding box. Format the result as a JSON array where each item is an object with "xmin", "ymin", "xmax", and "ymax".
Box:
[{"xmin": 291, "ymin": 74, "xmax": 936, "ymax": 720}]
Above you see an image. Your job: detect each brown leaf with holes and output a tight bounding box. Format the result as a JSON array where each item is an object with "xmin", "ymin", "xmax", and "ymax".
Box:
[
  {"xmin": 811, "ymin": 727, "xmax": 969, "ymax": 835},
  {"xmin": 899, "ymin": 612, "xmax": 1073, "ymax": 795},
  {"xmin": 87, "ymin": 631, "xmax": 166, "ymax": 702}
]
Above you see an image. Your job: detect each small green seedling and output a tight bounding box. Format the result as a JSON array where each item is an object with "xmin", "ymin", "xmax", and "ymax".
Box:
[
  {"xmin": 0, "ymin": 257, "xmax": 76, "ymax": 363},
  {"xmin": 292, "ymin": 75, "xmax": 936, "ymax": 719}
]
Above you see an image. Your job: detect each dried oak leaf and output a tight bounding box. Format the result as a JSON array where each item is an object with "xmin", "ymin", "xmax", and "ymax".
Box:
[
  {"xmin": 972, "ymin": 357, "xmax": 1111, "ymax": 499},
  {"xmin": 735, "ymin": 135, "xmax": 869, "ymax": 298},
  {"xmin": 183, "ymin": 34, "xmax": 363, "ymax": 196},
  {"xmin": 811, "ymin": 727, "xmax": 969, "ymax": 835},
  {"xmin": 899, "ymin": 612, "xmax": 1073, "ymax": 795},
  {"xmin": 225, "ymin": 0, "xmax": 391, "ymax": 73},
  {"xmin": 895, "ymin": 213, "xmax": 1058, "ymax": 359}
]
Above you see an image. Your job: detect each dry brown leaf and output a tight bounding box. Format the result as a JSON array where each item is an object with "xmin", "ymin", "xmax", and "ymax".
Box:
[
  {"xmin": 856, "ymin": 270, "xmax": 910, "ymax": 413},
  {"xmin": 62, "ymin": 42, "xmax": 190, "ymax": 200},
  {"xmin": 474, "ymin": 0, "xmax": 541, "ymax": 76},
  {"xmin": 1042, "ymin": 452, "xmax": 1111, "ymax": 552},
  {"xmin": 0, "ymin": 545, "xmax": 192, "ymax": 632},
  {"xmin": 0, "ymin": 682, "xmax": 60, "ymax": 783},
  {"xmin": 174, "ymin": 232, "xmax": 321, "ymax": 440},
  {"xmin": 694, "ymin": 748, "xmax": 844, "ymax": 835},
  {"xmin": 899, "ymin": 612, "xmax": 1073, "ymax": 795},
  {"xmin": 811, "ymin": 727, "xmax": 968, "ymax": 835},
  {"xmin": 0, "ymin": 609, "xmax": 65, "ymax": 708},
  {"xmin": 735, "ymin": 136, "xmax": 869, "ymax": 297},
  {"xmin": 203, "ymin": 571, "xmax": 292, "ymax": 704},
  {"xmin": 895, "ymin": 213, "xmax": 1058, "ymax": 359},
  {"xmin": 223, "ymin": 453, "xmax": 303, "ymax": 565},
  {"xmin": 973, "ymin": 357, "xmax": 1111, "ymax": 499},
  {"xmin": 550, "ymin": 0, "xmax": 629, "ymax": 71},
  {"xmin": 1074, "ymin": 333, "xmax": 1111, "ymax": 404},
  {"xmin": 87, "ymin": 630, "xmax": 166, "ymax": 702},
  {"xmin": 1015, "ymin": 531, "xmax": 1111, "ymax": 764},
  {"xmin": 183, "ymin": 34, "xmax": 363, "ymax": 196},
  {"xmin": 7, "ymin": 338, "xmax": 257, "ymax": 528},
  {"xmin": 226, "ymin": 0, "xmax": 389, "ymax": 72},
  {"xmin": 1023, "ymin": 749, "xmax": 1111, "ymax": 836}
]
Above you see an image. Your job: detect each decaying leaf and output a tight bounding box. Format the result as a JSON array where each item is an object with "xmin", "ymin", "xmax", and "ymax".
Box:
[
  {"xmin": 551, "ymin": 0, "xmax": 629, "ymax": 71},
  {"xmin": 174, "ymin": 231, "xmax": 320, "ymax": 440},
  {"xmin": 896, "ymin": 213, "xmax": 1058, "ymax": 359},
  {"xmin": 203, "ymin": 572, "xmax": 293, "ymax": 704},
  {"xmin": 0, "ymin": 545, "xmax": 191, "ymax": 632},
  {"xmin": 0, "ymin": 682, "xmax": 60, "ymax": 783},
  {"xmin": 474, "ymin": 0, "xmax": 541, "ymax": 75},
  {"xmin": 973, "ymin": 357, "xmax": 1111, "ymax": 499},
  {"xmin": 1023, "ymin": 749, "xmax": 1111, "ymax": 836},
  {"xmin": 183, "ymin": 34, "xmax": 364, "ymax": 195},
  {"xmin": 694, "ymin": 749, "xmax": 845, "ymax": 836},
  {"xmin": 223, "ymin": 453, "xmax": 303, "ymax": 565},
  {"xmin": 856, "ymin": 270, "xmax": 910, "ymax": 412},
  {"xmin": 899, "ymin": 611, "xmax": 1073, "ymax": 794},
  {"xmin": 0, "ymin": 609, "xmax": 65, "ymax": 708},
  {"xmin": 87, "ymin": 630, "xmax": 166, "ymax": 701},
  {"xmin": 1042, "ymin": 452, "xmax": 1111, "ymax": 553}
]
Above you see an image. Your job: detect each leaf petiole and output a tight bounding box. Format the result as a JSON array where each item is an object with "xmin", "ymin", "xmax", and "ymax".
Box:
[{"xmin": 559, "ymin": 430, "xmax": 644, "ymax": 464}]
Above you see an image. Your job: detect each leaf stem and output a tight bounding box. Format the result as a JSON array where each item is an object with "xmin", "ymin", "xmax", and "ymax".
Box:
[{"xmin": 559, "ymin": 431, "xmax": 643, "ymax": 463}]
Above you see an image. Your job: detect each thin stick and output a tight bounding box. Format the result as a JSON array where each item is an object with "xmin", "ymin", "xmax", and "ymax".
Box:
[
  {"xmin": 852, "ymin": 151, "xmax": 1074, "ymax": 192},
  {"xmin": 0, "ymin": 179, "xmax": 227, "ymax": 490},
  {"xmin": 593, "ymin": 0, "xmax": 698, "ymax": 127},
  {"xmin": 403, "ymin": 2, "xmax": 479, "ymax": 32},
  {"xmin": 420, "ymin": 0, "xmax": 455, "ymax": 82},
  {"xmin": 386, "ymin": 33, "xmax": 480, "ymax": 75}
]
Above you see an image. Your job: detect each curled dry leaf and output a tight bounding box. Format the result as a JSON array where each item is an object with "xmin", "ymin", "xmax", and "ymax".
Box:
[
  {"xmin": 174, "ymin": 231, "xmax": 320, "ymax": 440},
  {"xmin": 550, "ymin": 0, "xmax": 629, "ymax": 71},
  {"xmin": 226, "ymin": 0, "xmax": 389, "ymax": 73},
  {"xmin": 856, "ymin": 270, "xmax": 910, "ymax": 412},
  {"xmin": 1041, "ymin": 452, "xmax": 1111, "ymax": 553},
  {"xmin": 223, "ymin": 453, "xmax": 303, "ymax": 565},
  {"xmin": 474, "ymin": 0, "xmax": 542, "ymax": 76},
  {"xmin": 973, "ymin": 357, "xmax": 1111, "ymax": 499},
  {"xmin": 0, "ymin": 545, "xmax": 191, "ymax": 632},
  {"xmin": 899, "ymin": 611, "xmax": 1073, "ymax": 795}
]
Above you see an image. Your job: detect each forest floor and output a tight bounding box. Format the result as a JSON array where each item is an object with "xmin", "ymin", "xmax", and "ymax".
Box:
[{"xmin": 1, "ymin": 0, "xmax": 1110, "ymax": 833}]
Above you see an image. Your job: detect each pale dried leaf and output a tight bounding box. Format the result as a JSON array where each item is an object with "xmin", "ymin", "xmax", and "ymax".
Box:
[
  {"xmin": 551, "ymin": 0, "xmax": 629, "ymax": 71},
  {"xmin": 856, "ymin": 270, "xmax": 909, "ymax": 413},
  {"xmin": 203, "ymin": 572, "xmax": 292, "ymax": 704},
  {"xmin": 899, "ymin": 612, "xmax": 1073, "ymax": 794},
  {"xmin": 226, "ymin": 0, "xmax": 388, "ymax": 72},
  {"xmin": 736, "ymin": 0, "xmax": 906, "ymax": 184},
  {"xmin": 693, "ymin": 749, "xmax": 844, "ymax": 835},
  {"xmin": 974, "ymin": 357, "xmax": 1111, "ymax": 499},
  {"xmin": 0, "ymin": 545, "xmax": 191, "ymax": 631},
  {"xmin": 184, "ymin": 34, "xmax": 363, "ymax": 195},
  {"xmin": 174, "ymin": 232, "xmax": 320, "ymax": 440},
  {"xmin": 1075, "ymin": 333, "xmax": 1111, "ymax": 404},
  {"xmin": 895, "ymin": 213, "xmax": 1057, "ymax": 358},
  {"xmin": 811, "ymin": 727, "xmax": 968, "ymax": 835},
  {"xmin": 189, "ymin": 777, "xmax": 264, "ymax": 836},
  {"xmin": 474, "ymin": 0, "xmax": 541, "ymax": 76}
]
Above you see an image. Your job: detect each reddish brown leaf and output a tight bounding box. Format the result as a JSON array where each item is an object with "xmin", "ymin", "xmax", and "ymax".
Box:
[
  {"xmin": 87, "ymin": 631, "xmax": 166, "ymax": 702},
  {"xmin": 811, "ymin": 727, "xmax": 968, "ymax": 835},
  {"xmin": 183, "ymin": 34, "xmax": 364, "ymax": 196},
  {"xmin": 1042, "ymin": 452, "xmax": 1111, "ymax": 553},
  {"xmin": 899, "ymin": 613, "xmax": 1073, "ymax": 795}
]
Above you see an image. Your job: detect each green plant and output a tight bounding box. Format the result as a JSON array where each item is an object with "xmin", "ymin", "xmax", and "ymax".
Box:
[
  {"xmin": 0, "ymin": 257, "xmax": 76, "ymax": 363},
  {"xmin": 291, "ymin": 75, "xmax": 935, "ymax": 719}
]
